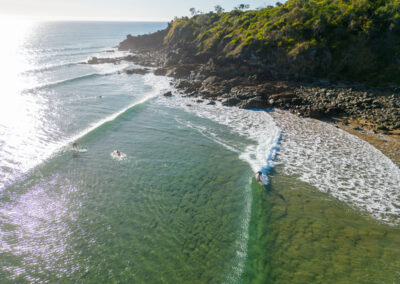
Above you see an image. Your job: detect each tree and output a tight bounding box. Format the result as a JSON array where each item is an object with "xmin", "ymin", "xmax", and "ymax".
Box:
[
  {"xmin": 236, "ymin": 4, "xmax": 250, "ymax": 11},
  {"xmin": 276, "ymin": 2, "xmax": 283, "ymax": 6},
  {"xmin": 189, "ymin": 7, "xmax": 202, "ymax": 16},
  {"xmin": 214, "ymin": 5, "xmax": 225, "ymax": 13}
]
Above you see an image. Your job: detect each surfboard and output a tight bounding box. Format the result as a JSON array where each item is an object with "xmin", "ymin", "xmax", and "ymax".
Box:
[{"xmin": 76, "ymin": 149, "xmax": 87, "ymax": 153}]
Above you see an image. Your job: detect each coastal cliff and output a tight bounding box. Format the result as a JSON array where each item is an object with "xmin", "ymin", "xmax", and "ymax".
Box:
[{"xmin": 116, "ymin": 0, "xmax": 400, "ymax": 136}]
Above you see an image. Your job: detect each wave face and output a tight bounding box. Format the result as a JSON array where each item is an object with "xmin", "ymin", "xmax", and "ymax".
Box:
[
  {"xmin": 0, "ymin": 20, "xmax": 168, "ymax": 190},
  {"xmin": 0, "ymin": 73, "xmax": 170, "ymax": 191},
  {"xmin": 155, "ymin": 95, "xmax": 282, "ymax": 282},
  {"xmin": 157, "ymin": 96, "xmax": 282, "ymax": 183},
  {"xmin": 0, "ymin": 21, "xmax": 253, "ymax": 284},
  {"xmin": 27, "ymin": 64, "xmax": 130, "ymax": 91},
  {"xmin": 271, "ymin": 110, "xmax": 400, "ymax": 224}
]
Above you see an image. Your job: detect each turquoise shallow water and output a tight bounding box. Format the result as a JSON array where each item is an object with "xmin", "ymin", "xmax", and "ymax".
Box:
[
  {"xmin": 0, "ymin": 21, "xmax": 167, "ymax": 189},
  {"xmin": 0, "ymin": 20, "xmax": 399, "ymax": 283},
  {"xmin": 1, "ymin": 102, "xmax": 253, "ymax": 283},
  {"xmin": 243, "ymin": 167, "xmax": 400, "ymax": 283}
]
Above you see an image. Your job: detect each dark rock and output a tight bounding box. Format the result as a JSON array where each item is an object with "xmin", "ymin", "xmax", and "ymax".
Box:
[
  {"xmin": 87, "ymin": 57, "xmax": 99, "ymax": 64},
  {"xmin": 239, "ymin": 96, "xmax": 266, "ymax": 109},
  {"xmin": 222, "ymin": 97, "xmax": 241, "ymax": 106},
  {"xmin": 166, "ymin": 65, "xmax": 192, "ymax": 78},
  {"xmin": 123, "ymin": 55, "xmax": 141, "ymax": 63},
  {"xmin": 154, "ymin": 68, "xmax": 168, "ymax": 76},
  {"xmin": 87, "ymin": 57, "xmax": 119, "ymax": 64},
  {"xmin": 165, "ymin": 52, "xmax": 181, "ymax": 66},
  {"xmin": 202, "ymin": 76, "xmax": 218, "ymax": 86},
  {"xmin": 377, "ymin": 125, "xmax": 389, "ymax": 131},
  {"xmin": 118, "ymin": 29, "xmax": 168, "ymax": 51},
  {"xmin": 125, "ymin": 68, "xmax": 150, "ymax": 75},
  {"xmin": 114, "ymin": 35, "xmax": 400, "ymax": 134},
  {"xmin": 163, "ymin": 91, "xmax": 173, "ymax": 97},
  {"xmin": 175, "ymin": 79, "xmax": 194, "ymax": 89}
]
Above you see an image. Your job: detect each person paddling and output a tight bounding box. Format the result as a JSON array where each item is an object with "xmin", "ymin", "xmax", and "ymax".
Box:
[{"xmin": 255, "ymin": 171, "xmax": 264, "ymax": 186}]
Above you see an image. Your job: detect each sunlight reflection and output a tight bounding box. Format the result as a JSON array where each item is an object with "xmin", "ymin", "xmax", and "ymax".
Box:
[
  {"xmin": 0, "ymin": 17, "xmax": 50, "ymax": 188},
  {"xmin": 0, "ymin": 175, "xmax": 80, "ymax": 280}
]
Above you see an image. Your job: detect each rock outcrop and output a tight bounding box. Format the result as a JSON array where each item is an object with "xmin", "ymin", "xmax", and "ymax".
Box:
[{"xmin": 112, "ymin": 4, "xmax": 400, "ymax": 135}]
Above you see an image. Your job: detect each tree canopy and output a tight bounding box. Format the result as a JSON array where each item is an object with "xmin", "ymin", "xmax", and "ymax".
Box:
[{"xmin": 166, "ymin": 0, "xmax": 400, "ymax": 86}]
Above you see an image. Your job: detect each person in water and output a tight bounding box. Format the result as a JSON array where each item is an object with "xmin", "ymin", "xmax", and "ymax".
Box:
[
  {"xmin": 73, "ymin": 142, "xmax": 78, "ymax": 150},
  {"xmin": 116, "ymin": 150, "xmax": 121, "ymax": 157},
  {"xmin": 255, "ymin": 171, "xmax": 264, "ymax": 186}
]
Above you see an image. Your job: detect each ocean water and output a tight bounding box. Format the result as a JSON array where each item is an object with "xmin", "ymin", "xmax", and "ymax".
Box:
[{"xmin": 0, "ymin": 20, "xmax": 399, "ymax": 283}]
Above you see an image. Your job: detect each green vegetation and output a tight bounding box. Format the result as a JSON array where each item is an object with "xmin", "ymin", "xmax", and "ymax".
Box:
[{"xmin": 164, "ymin": 0, "xmax": 400, "ymax": 86}]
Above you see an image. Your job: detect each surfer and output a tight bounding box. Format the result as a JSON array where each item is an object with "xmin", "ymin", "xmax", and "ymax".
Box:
[
  {"xmin": 110, "ymin": 150, "xmax": 125, "ymax": 160},
  {"xmin": 72, "ymin": 142, "xmax": 88, "ymax": 153},
  {"xmin": 255, "ymin": 171, "xmax": 264, "ymax": 186}
]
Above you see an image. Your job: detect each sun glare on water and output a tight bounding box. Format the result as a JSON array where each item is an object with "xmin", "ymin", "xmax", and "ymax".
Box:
[{"xmin": 0, "ymin": 16, "xmax": 48, "ymax": 188}]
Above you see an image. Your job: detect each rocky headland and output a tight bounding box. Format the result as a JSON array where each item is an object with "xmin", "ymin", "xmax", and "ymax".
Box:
[{"xmin": 88, "ymin": 0, "xmax": 400, "ymax": 164}]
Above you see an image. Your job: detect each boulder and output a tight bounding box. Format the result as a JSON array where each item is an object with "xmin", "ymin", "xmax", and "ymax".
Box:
[
  {"xmin": 87, "ymin": 57, "xmax": 99, "ymax": 64},
  {"xmin": 222, "ymin": 97, "xmax": 241, "ymax": 106},
  {"xmin": 202, "ymin": 76, "xmax": 218, "ymax": 86},
  {"xmin": 239, "ymin": 96, "xmax": 266, "ymax": 109},
  {"xmin": 87, "ymin": 57, "xmax": 120, "ymax": 64},
  {"xmin": 166, "ymin": 65, "xmax": 192, "ymax": 78},
  {"xmin": 175, "ymin": 79, "xmax": 193, "ymax": 89},
  {"xmin": 124, "ymin": 68, "xmax": 149, "ymax": 75},
  {"xmin": 154, "ymin": 68, "xmax": 168, "ymax": 76}
]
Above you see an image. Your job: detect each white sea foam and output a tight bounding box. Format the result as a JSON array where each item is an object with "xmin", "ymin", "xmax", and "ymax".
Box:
[
  {"xmin": 155, "ymin": 93, "xmax": 282, "ymax": 282},
  {"xmin": 159, "ymin": 93, "xmax": 400, "ymax": 224},
  {"xmin": 90, "ymin": 61, "xmax": 131, "ymax": 75},
  {"xmin": 271, "ymin": 110, "xmax": 400, "ymax": 224},
  {"xmin": 155, "ymin": 88, "xmax": 400, "ymax": 282},
  {"xmin": 156, "ymin": 96, "xmax": 282, "ymax": 184},
  {"xmin": 110, "ymin": 150, "xmax": 127, "ymax": 161},
  {"xmin": 89, "ymin": 47, "xmax": 130, "ymax": 60}
]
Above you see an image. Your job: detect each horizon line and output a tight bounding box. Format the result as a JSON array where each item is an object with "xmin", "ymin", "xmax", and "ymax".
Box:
[{"xmin": 0, "ymin": 14, "xmax": 172, "ymax": 23}]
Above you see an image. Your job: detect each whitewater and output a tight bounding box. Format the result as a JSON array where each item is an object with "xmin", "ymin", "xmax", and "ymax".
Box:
[
  {"xmin": 156, "ymin": 92, "xmax": 400, "ymax": 225},
  {"xmin": 0, "ymin": 20, "xmax": 399, "ymax": 284}
]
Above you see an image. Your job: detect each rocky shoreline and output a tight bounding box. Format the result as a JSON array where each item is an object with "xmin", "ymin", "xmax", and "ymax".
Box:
[
  {"xmin": 167, "ymin": 58, "xmax": 399, "ymax": 134},
  {"xmin": 90, "ymin": 48, "xmax": 399, "ymax": 134},
  {"xmin": 84, "ymin": 42, "xmax": 400, "ymax": 164}
]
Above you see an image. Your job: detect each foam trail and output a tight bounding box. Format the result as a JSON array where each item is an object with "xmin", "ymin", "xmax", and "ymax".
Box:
[
  {"xmin": 173, "ymin": 117, "xmax": 241, "ymax": 154},
  {"xmin": 157, "ymin": 96, "xmax": 281, "ymax": 184},
  {"xmin": 156, "ymin": 94, "xmax": 282, "ymax": 283}
]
